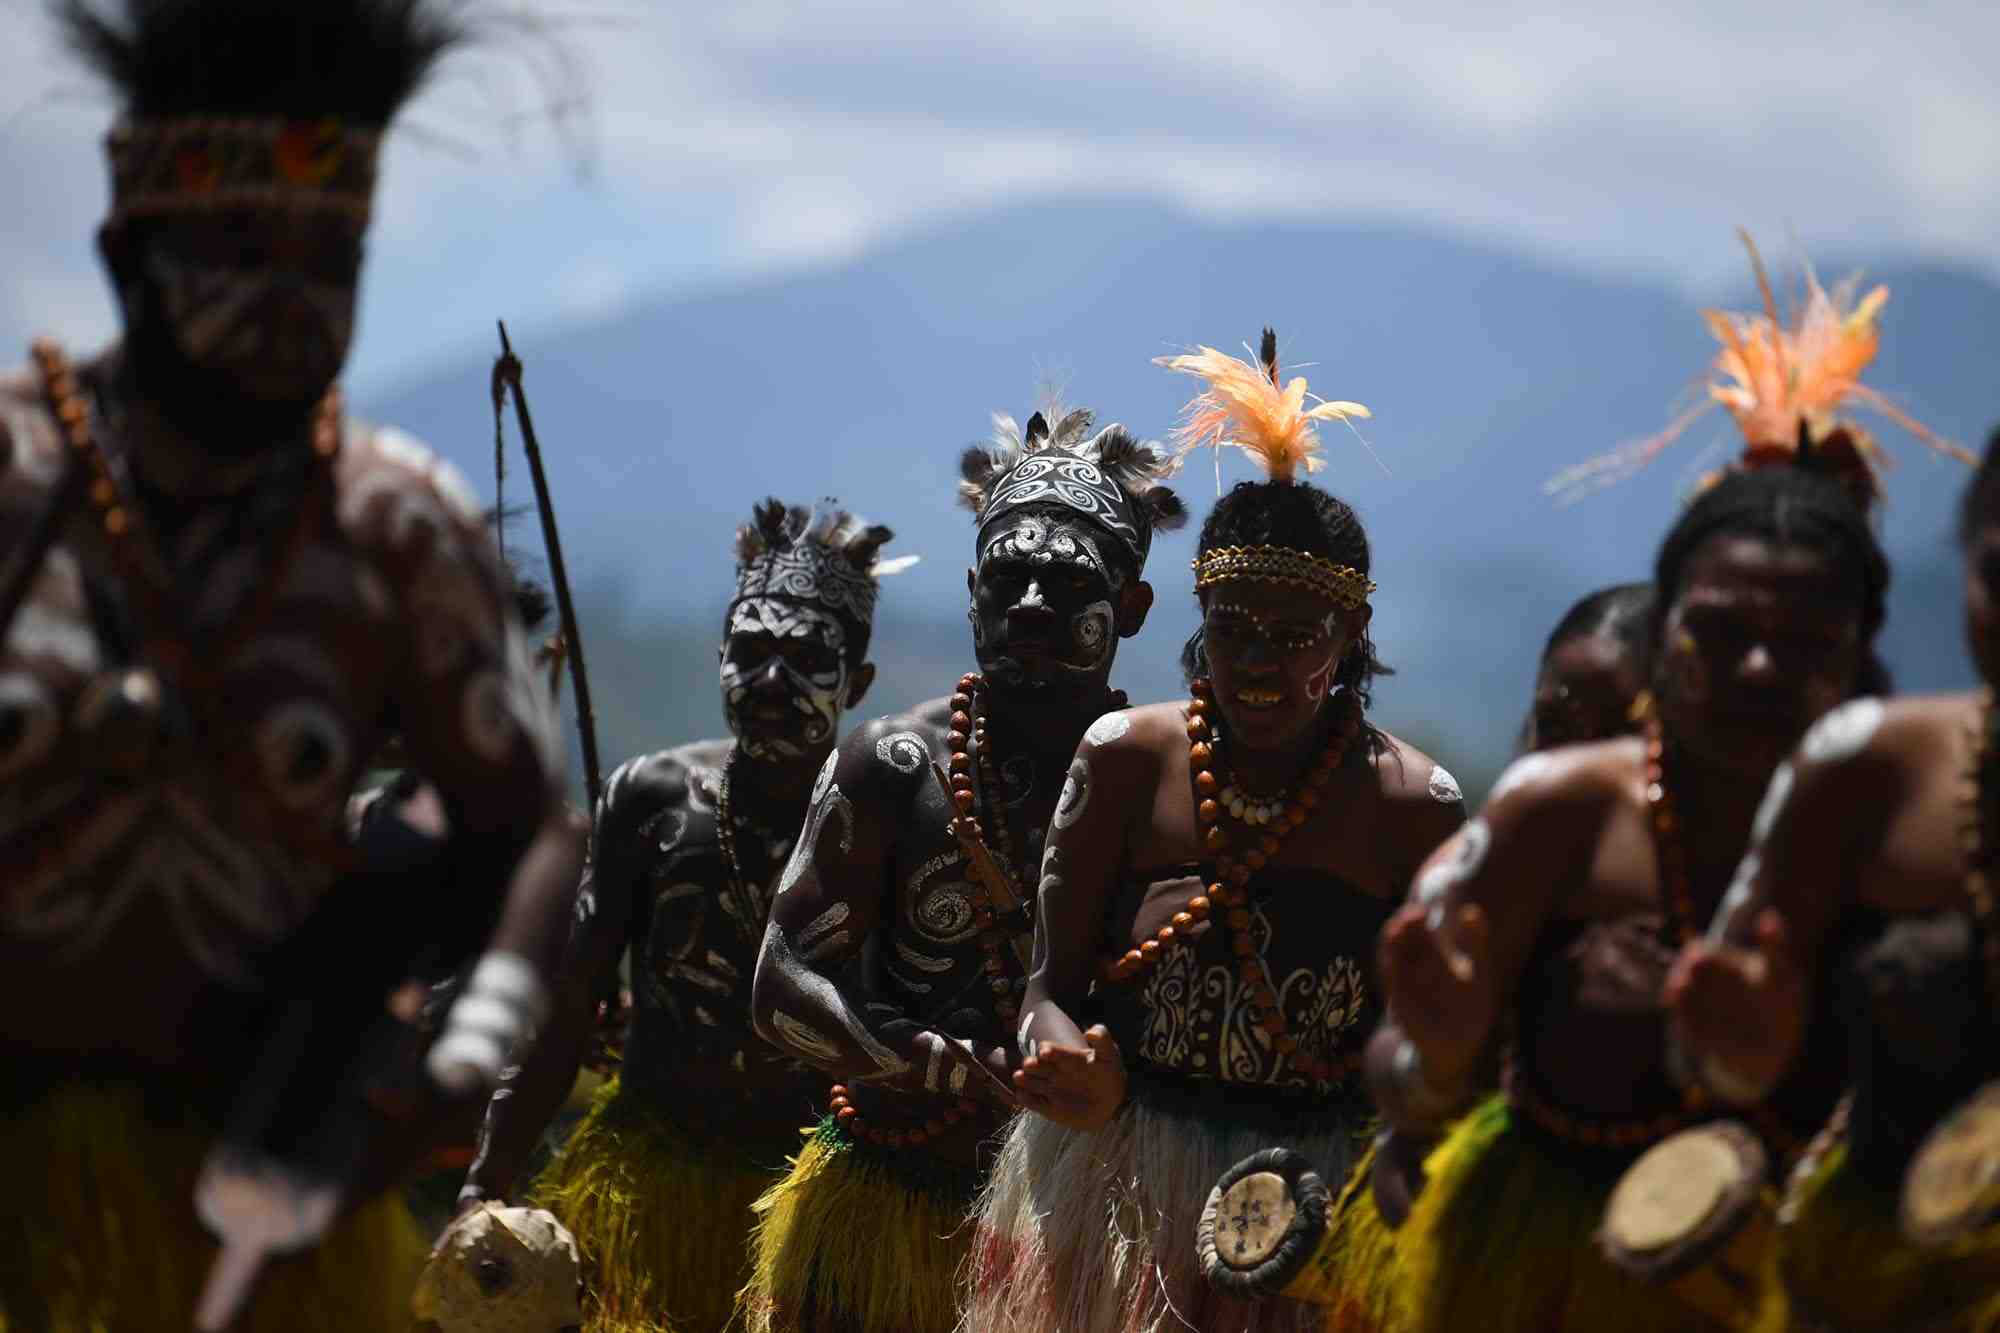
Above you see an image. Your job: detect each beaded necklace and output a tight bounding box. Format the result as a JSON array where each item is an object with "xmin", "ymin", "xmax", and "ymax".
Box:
[
  {"xmin": 1099, "ymin": 678, "xmax": 1360, "ymax": 1084},
  {"xmin": 1957, "ymin": 689, "xmax": 2000, "ymax": 1015},
  {"xmin": 828, "ymin": 671, "xmax": 1129, "ymax": 1146},
  {"xmin": 31, "ymin": 338, "xmax": 339, "ymax": 693}
]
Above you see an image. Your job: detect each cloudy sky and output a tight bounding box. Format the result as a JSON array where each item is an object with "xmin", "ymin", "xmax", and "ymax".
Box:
[{"xmin": 1, "ymin": 1, "xmax": 1995, "ymax": 399}]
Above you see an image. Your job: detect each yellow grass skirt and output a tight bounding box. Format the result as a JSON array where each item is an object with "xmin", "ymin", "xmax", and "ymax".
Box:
[
  {"xmin": 1768, "ymin": 1142, "xmax": 2000, "ymax": 1332},
  {"xmin": 962, "ymin": 1090, "xmax": 1367, "ymax": 1332},
  {"xmin": 738, "ymin": 1119, "xmax": 972, "ymax": 1333},
  {"xmin": 1381, "ymin": 1096, "xmax": 1780, "ymax": 1333},
  {"xmin": 0, "ymin": 1080, "xmax": 425, "ymax": 1333},
  {"xmin": 531, "ymin": 1076, "xmax": 783, "ymax": 1333}
]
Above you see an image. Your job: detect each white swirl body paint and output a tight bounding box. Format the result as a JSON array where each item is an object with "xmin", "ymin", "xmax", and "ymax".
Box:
[
  {"xmin": 1084, "ymin": 712, "xmax": 1130, "ymax": 747},
  {"xmin": 1427, "ymin": 764, "xmax": 1463, "ymax": 805},
  {"xmin": 1800, "ymin": 697, "xmax": 1885, "ymax": 765},
  {"xmin": 1489, "ymin": 752, "xmax": 1558, "ymax": 803},
  {"xmin": 1414, "ymin": 818, "xmax": 1492, "ymax": 930},
  {"xmin": 875, "ymin": 731, "xmax": 930, "ymax": 773},
  {"xmin": 1052, "ymin": 756, "xmax": 1092, "ymax": 830}
]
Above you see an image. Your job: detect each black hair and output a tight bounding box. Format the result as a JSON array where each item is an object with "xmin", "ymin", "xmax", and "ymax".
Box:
[
  {"xmin": 1182, "ymin": 479, "xmax": 1392, "ymax": 755},
  {"xmin": 55, "ymin": 0, "xmax": 463, "ymax": 122},
  {"xmin": 1542, "ymin": 582, "xmax": 1652, "ymax": 666},
  {"xmin": 1513, "ymin": 582, "xmax": 1652, "ymax": 752},
  {"xmin": 1651, "ymin": 467, "xmax": 1892, "ymax": 697},
  {"xmin": 1958, "ymin": 426, "xmax": 2000, "ymax": 548}
]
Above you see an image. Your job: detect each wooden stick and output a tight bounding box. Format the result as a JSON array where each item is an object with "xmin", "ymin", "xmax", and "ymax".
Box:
[{"xmin": 493, "ymin": 321, "xmax": 603, "ymax": 813}]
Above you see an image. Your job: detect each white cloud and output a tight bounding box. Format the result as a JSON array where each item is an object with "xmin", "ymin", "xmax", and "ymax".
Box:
[{"xmin": 1, "ymin": 0, "xmax": 1995, "ymax": 392}]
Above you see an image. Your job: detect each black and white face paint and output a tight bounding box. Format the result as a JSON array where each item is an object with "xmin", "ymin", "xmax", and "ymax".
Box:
[
  {"xmin": 969, "ymin": 512, "xmax": 1124, "ymax": 698},
  {"xmin": 142, "ymin": 248, "xmax": 355, "ymax": 404},
  {"xmin": 720, "ymin": 597, "xmax": 851, "ymax": 762}
]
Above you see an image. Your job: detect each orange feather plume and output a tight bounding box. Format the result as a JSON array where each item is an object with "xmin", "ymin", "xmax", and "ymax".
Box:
[
  {"xmin": 1546, "ymin": 231, "xmax": 1970, "ymax": 504},
  {"xmin": 1154, "ymin": 340, "xmax": 1370, "ymax": 484}
]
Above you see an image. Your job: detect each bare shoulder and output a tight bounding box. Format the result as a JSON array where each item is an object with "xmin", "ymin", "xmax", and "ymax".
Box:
[
  {"xmin": 1368, "ymin": 731, "xmax": 1463, "ymax": 808},
  {"xmin": 1802, "ymin": 694, "xmax": 1956, "ymax": 774},
  {"xmin": 905, "ymin": 695, "xmax": 955, "ymax": 731},
  {"xmin": 835, "ymin": 709, "xmax": 949, "ymax": 794},
  {"xmin": 599, "ymin": 747, "xmax": 696, "ymax": 837},
  {"xmin": 1479, "ymin": 734, "xmax": 1636, "ymax": 830},
  {"xmin": 1076, "ymin": 702, "xmax": 1180, "ymax": 787},
  {"xmin": 331, "ymin": 419, "xmax": 488, "ymax": 559}
]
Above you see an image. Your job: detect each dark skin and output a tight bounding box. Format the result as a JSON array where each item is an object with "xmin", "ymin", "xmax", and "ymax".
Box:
[
  {"xmin": 0, "ymin": 200, "xmax": 581, "ymax": 1202},
  {"xmin": 749, "ymin": 509, "xmax": 1153, "ymax": 1168},
  {"xmin": 1367, "ymin": 536, "xmax": 1867, "ymax": 1138},
  {"xmin": 1373, "ymin": 613, "xmax": 1649, "ymax": 1222},
  {"xmin": 1667, "ymin": 523, "xmax": 2000, "ymax": 1099},
  {"xmin": 460, "ymin": 613, "xmax": 876, "ymax": 1207},
  {"xmin": 1524, "ymin": 634, "xmax": 1647, "ymax": 752},
  {"xmin": 1015, "ymin": 580, "xmax": 1463, "ymax": 1130}
]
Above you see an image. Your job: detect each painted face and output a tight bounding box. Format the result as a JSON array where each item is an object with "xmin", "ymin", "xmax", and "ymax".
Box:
[
  {"xmin": 1964, "ymin": 523, "xmax": 2000, "ymax": 690},
  {"xmin": 126, "ymin": 209, "xmax": 362, "ymax": 410},
  {"xmin": 1200, "ymin": 580, "xmax": 1356, "ymax": 751},
  {"xmin": 720, "ymin": 597, "xmax": 852, "ymax": 762},
  {"xmin": 969, "ymin": 511, "xmax": 1124, "ymax": 698},
  {"xmin": 1655, "ymin": 535, "xmax": 1864, "ymax": 777},
  {"xmin": 1526, "ymin": 634, "xmax": 1644, "ymax": 752}
]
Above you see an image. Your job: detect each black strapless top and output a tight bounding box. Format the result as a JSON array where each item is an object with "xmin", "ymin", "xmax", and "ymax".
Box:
[{"xmin": 1095, "ymin": 861, "xmax": 1395, "ymax": 1100}]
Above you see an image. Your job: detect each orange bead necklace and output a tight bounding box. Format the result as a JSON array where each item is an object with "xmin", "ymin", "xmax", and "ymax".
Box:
[{"xmin": 1101, "ymin": 677, "xmax": 1361, "ymax": 1083}]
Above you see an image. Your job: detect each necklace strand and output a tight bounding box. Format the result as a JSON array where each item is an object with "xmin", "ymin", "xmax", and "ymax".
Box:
[
  {"xmin": 32, "ymin": 338, "xmax": 339, "ymax": 690},
  {"xmin": 1100, "ymin": 679, "xmax": 1361, "ymax": 1085}
]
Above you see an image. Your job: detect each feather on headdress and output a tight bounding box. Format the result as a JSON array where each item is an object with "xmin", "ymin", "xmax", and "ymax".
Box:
[
  {"xmin": 1155, "ymin": 328, "xmax": 1371, "ymax": 484},
  {"xmin": 1547, "ymin": 231, "xmax": 1970, "ymax": 505},
  {"xmin": 957, "ymin": 402, "xmax": 1184, "ymax": 570},
  {"xmin": 732, "ymin": 497, "xmax": 912, "ymax": 627}
]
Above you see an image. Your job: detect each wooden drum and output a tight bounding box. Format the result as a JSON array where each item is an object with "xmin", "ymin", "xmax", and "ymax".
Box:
[
  {"xmin": 1597, "ymin": 1121, "xmax": 1774, "ymax": 1330},
  {"xmin": 1196, "ymin": 1147, "xmax": 1339, "ymax": 1304},
  {"xmin": 1903, "ymin": 1080, "xmax": 2000, "ymax": 1247}
]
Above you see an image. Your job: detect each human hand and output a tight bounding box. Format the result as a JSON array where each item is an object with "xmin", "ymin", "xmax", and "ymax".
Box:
[{"xmin": 1014, "ymin": 1024, "xmax": 1127, "ymax": 1131}]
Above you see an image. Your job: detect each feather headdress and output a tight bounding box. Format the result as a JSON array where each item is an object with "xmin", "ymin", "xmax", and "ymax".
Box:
[
  {"xmin": 1155, "ymin": 328, "xmax": 1371, "ymax": 484},
  {"xmin": 957, "ymin": 402, "xmax": 1185, "ymax": 570},
  {"xmin": 732, "ymin": 497, "xmax": 913, "ymax": 627},
  {"xmin": 1548, "ymin": 231, "xmax": 1970, "ymax": 505}
]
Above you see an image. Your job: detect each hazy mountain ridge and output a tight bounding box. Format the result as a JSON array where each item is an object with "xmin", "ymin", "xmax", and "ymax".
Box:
[{"xmin": 365, "ymin": 205, "xmax": 1998, "ymax": 799}]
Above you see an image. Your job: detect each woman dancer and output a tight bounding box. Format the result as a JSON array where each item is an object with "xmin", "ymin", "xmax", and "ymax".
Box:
[
  {"xmin": 1366, "ymin": 580, "xmax": 1654, "ymax": 1231},
  {"xmin": 964, "ymin": 331, "xmax": 1464, "ymax": 1332},
  {"xmin": 1669, "ymin": 429, "xmax": 2000, "ymax": 1331},
  {"xmin": 1352, "ymin": 456, "xmax": 1891, "ymax": 1333},
  {"xmin": 1520, "ymin": 584, "xmax": 1653, "ymax": 751}
]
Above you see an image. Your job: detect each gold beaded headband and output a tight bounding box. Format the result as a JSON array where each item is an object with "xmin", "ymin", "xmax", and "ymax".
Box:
[
  {"xmin": 105, "ymin": 116, "xmax": 381, "ymax": 224},
  {"xmin": 1192, "ymin": 544, "xmax": 1376, "ymax": 610}
]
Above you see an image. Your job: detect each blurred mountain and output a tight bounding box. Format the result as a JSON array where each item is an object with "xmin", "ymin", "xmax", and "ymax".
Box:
[{"xmin": 364, "ymin": 204, "xmax": 1998, "ymax": 800}]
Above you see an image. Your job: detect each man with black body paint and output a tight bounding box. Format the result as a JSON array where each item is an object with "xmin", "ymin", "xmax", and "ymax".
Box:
[{"xmin": 738, "ymin": 406, "xmax": 1183, "ymax": 1333}]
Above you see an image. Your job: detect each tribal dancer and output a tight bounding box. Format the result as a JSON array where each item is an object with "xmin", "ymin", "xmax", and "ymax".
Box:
[
  {"xmin": 1368, "ymin": 580, "xmax": 1655, "ymax": 1232},
  {"xmin": 1520, "ymin": 583, "xmax": 1653, "ymax": 752},
  {"xmin": 741, "ymin": 405, "xmax": 1182, "ymax": 1333},
  {"xmin": 1355, "ymin": 466, "xmax": 1888, "ymax": 1333},
  {"xmin": 1354, "ymin": 245, "xmax": 1931, "ymax": 1330},
  {"xmin": 1667, "ymin": 431, "xmax": 2000, "ymax": 1331},
  {"xmin": 0, "ymin": 4, "xmax": 580, "ymax": 1329},
  {"xmin": 964, "ymin": 332, "xmax": 1463, "ymax": 1333},
  {"xmin": 459, "ymin": 500, "xmax": 904, "ymax": 1333}
]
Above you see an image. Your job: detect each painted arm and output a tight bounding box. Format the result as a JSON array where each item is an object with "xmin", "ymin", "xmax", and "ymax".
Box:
[
  {"xmin": 1009, "ymin": 714, "xmax": 1151, "ymax": 1128},
  {"xmin": 750, "ymin": 722, "xmax": 1013, "ymax": 1104},
  {"xmin": 1667, "ymin": 699, "xmax": 1888, "ymax": 1102},
  {"xmin": 1365, "ymin": 749, "xmax": 1594, "ymax": 1133},
  {"xmin": 459, "ymin": 756, "xmax": 662, "ymax": 1205},
  {"xmin": 384, "ymin": 476, "xmax": 583, "ymax": 1096}
]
